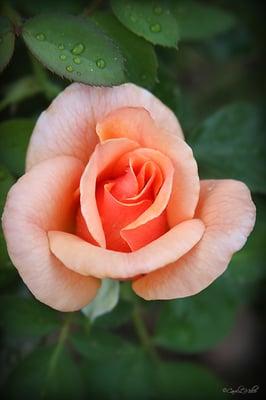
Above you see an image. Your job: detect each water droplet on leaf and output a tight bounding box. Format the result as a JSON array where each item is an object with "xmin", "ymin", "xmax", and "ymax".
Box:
[
  {"xmin": 58, "ymin": 43, "xmax": 65, "ymax": 50},
  {"xmin": 153, "ymin": 6, "xmax": 163, "ymax": 15},
  {"xmin": 96, "ymin": 58, "xmax": 106, "ymax": 69},
  {"xmin": 66, "ymin": 65, "xmax": 74, "ymax": 72},
  {"xmin": 73, "ymin": 56, "xmax": 81, "ymax": 64},
  {"xmin": 150, "ymin": 23, "xmax": 161, "ymax": 33},
  {"xmin": 71, "ymin": 43, "xmax": 85, "ymax": 55},
  {"xmin": 59, "ymin": 54, "xmax": 66, "ymax": 61},
  {"xmin": 36, "ymin": 33, "xmax": 46, "ymax": 41}
]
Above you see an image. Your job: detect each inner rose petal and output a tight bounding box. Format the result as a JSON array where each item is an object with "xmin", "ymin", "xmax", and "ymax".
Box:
[{"xmin": 77, "ymin": 141, "xmax": 173, "ymax": 252}]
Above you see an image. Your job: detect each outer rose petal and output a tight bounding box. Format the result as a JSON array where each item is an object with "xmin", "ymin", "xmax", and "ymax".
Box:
[
  {"xmin": 97, "ymin": 107, "xmax": 199, "ymax": 225},
  {"xmin": 2, "ymin": 156, "xmax": 100, "ymax": 311},
  {"xmin": 26, "ymin": 83, "xmax": 182, "ymax": 171},
  {"xmin": 48, "ymin": 219, "xmax": 205, "ymax": 279},
  {"xmin": 132, "ymin": 180, "xmax": 256, "ymax": 300}
]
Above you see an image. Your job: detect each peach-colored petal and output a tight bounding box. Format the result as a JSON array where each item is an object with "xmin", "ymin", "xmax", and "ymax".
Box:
[
  {"xmin": 26, "ymin": 83, "xmax": 182, "ymax": 171},
  {"xmin": 113, "ymin": 147, "xmax": 174, "ymax": 232},
  {"xmin": 48, "ymin": 219, "xmax": 205, "ymax": 279},
  {"xmin": 97, "ymin": 107, "xmax": 199, "ymax": 225},
  {"xmin": 132, "ymin": 180, "xmax": 256, "ymax": 300},
  {"xmin": 2, "ymin": 156, "xmax": 100, "ymax": 311},
  {"xmin": 121, "ymin": 211, "xmax": 168, "ymax": 251},
  {"xmin": 80, "ymin": 138, "xmax": 139, "ymax": 247},
  {"xmin": 97, "ymin": 182, "xmax": 152, "ymax": 252}
]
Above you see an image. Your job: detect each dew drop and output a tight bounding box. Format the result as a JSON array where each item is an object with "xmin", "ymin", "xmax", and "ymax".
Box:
[
  {"xmin": 96, "ymin": 58, "xmax": 106, "ymax": 69},
  {"xmin": 71, "ymin": 43, "xmax": 85, "ymax": 55},
  {"xmin": 59, "ymin": 54, "xmax": 66, "ymax": 61},
  {"xmin": 153, "ymin": 6, "xmax": 163, "ymax": 15},
  {"xmin": 58, "ymin": 43, "xmax": 65, "ymax": 50},
  {"xmin": 73, "ymin": 56, "xmax": 81, "ymax": 64},
  {"xmin": 150, "ymin": 23, "xmax": 161, "ymax": 33},
  {"xmin": 66, "ymin": 65, "xmax": 74, "ymax": 72},
  {"xmin": 36, "ymin": 33, "xmax": 46, "ymax": 41},
  {"xmin": 90, "ymin": 68, "xmax": 94, "ymax": 72}
]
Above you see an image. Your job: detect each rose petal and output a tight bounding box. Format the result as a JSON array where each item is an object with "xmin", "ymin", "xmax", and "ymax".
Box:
[
  {"xmin": 48, "ymin": 219, "xmax": 205, "ymax": 279},
  {"xmin": 132, "ymin": 180, "xmax": 256, "ymax": 300},
  {"xmin": 97, "ymin": 183, "xmax": 152, "ymax": 251},
  {"xmin": 96, "ymin": 107, "xmax": 199, "ymax": 225},
  {"xmin": 79, "ymin": 138, "xmax": 139, "ymax": 247},
  {"xmin": 2, "ymin": 156, "xmax": 100, "ymax": 311},
  {"xmin": 26, "ymin": 83, "xmax": 182, "ymax": 171}
]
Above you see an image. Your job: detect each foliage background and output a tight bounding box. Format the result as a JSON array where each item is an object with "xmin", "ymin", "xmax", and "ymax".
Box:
[{"xmin": 0, "ymin": 0, "xmax": 265, "ymax": 399}]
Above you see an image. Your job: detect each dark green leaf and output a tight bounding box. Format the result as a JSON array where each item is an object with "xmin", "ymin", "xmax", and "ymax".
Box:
[
  {"xmin": 0, "ymin": 166, "xmax": 15, "ymax": 271},
  {"xmin": 191, "ymin": 103, "xmax": 266, "ymax": 193},
  {"xmin": 111, "ymin": 0, "xmax": 179, "ymax": 47},
  {"xmin": 0, "ymin": 119, "xmax": 35, "ymax": 176},
  {"xmin": 0, "ymin": 295, "xmax": 60, "ymax": 337},
  {"xmin": 82, "ymin": 279, "xmax": 119, "ymax": 322},
  {"xmin": 0, "ymin": 164, "xmax": 14, "ymax": 213},
  {"xmin": 22, "ymin": 14, "xmax": 125, "ymax": 86},
  {"xmin": 172, "ymin": 1, "xmax": 236, "ymax": 40},
  {"xmin": 95, "ymin": 299, "xmax": 133, "ymax": 330},
  {"xmin": 154, "ymin": 279, "xmax": 237, "ymax": 353},
  {"xmin": 17, "ymin": 0, "xmax": 86, "ymax": 16},
  {"xmin": 71, "ymin": 330, "xmax": 136, "ymax": 362},
  {"xmin": 79, "ymin": 333, "xmax": 156, "ymax": 400},
  {"xmin": 2, "ymin": 345, "xmax": 85, "ymax": 400},
  {"xmin": 223, "ymin": 195, "xmax": 266, "ymax": 300},
  {"xmin": 0, "ymin": 76, "xmax": 42, "ymax": 112},
  {"xmin": 155, "ymin": 362, "xmax": 224, "ymax": 400},
  {"xmin": 0, "ymin": 16, "xmax": 15, "ymax": 73},
  {"xmin": 93, "ymin": 12, "xmax": 158, "ymax": 88}
]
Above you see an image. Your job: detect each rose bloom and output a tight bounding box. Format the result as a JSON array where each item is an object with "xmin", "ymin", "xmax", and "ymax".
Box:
[{"xmin": 2, "ymin": 83, "xmax": 255, "ymax": 311}]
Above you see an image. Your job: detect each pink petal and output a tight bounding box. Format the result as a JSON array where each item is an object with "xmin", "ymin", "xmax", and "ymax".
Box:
[
  {"xmin": 132, "ymin": 180, "xmax": 256, "ymax": 300},
  {"xmin": 2, "ymin": 156, "xmax": 100, "ymax": 311},
  {"xmin": 26, "ymin": 83, "xmax": 182, "ymax": 170},
  {"xmin": 96, "ymin": 107, "xmax": 199, "ymax": 225},
  {"xmin": 48, "ymin": 219, "xmax": 205, "ymax": 279}
]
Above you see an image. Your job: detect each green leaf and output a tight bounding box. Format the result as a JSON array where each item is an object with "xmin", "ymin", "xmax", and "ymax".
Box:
[
  {"xmin": 191, "ymin": 103, "xmax": 266, "ymax": 193},
  {"xmin": 79, "ymin": 333, "xmax": 156, "ymax": 400},
  {"xmin": 0, "ymin": 295, "xmax": 60, "ymax": 337},
  {"xmin": 111, "ymin": 0, "xmax": 179, "ymax": 48},
  {"xmin": 154, "ymin": 279, "xmax": 237, "ymax": 353},
  {"xmin": 93, "ymin": 12, "xmax": 158, "ymax": 89},
  {"xmin": 172, "ymin": 0, "xmax": 236, "ymax": 40},
  {"xmin": 0, "ymin": 119, "xmax": 35, "ymax": 176},
  {"xmin": 0, "ymin": 166, "xmax": 15, "ymax": 271},
  {"xmin": 94, "ymin": 299, "xmax": 133, "ymax": 330},
  {"xmin": 0, "ymin": 16, "xmax": 15, "ymax": 73},
  {"xmin": 82, "ymin": 279, "xmax": 119, "ymax": 322},
  {"xmin": 2, "ymin": 345, "xmax": 85, "ymax": 400},
  {"xmin": 22, "ymin": 14, "xmax": 125, "ymax": 86},
  {"xmin": 71, "ymin": 330, "xmax": 136, "ymax": 362},
  {"xmin": 17, "ymin": 0, "xmax": 87, "ymax": 16},
  {"xmin": 223, "ymin": 195, "xmax": 266, "ymax": 300},
  {"xmin": 0, "ymin": 164, "xmax": 14, "ymax": 213},
  {"xmin": 155, "ymin": 362, "xmax": 224, "ymax": 400},
  {"xmin": 0, "ymin": 76, "xmax": 42, "ymax": 112},
  {"xmin": 74, "ymin": 330, "xmax": 224, "ymax": 399}
]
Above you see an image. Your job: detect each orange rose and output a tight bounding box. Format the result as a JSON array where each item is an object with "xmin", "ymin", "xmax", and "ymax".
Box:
[{"xmin": 2, "ymin": 83, "xmax": 256, "ymax": 311}]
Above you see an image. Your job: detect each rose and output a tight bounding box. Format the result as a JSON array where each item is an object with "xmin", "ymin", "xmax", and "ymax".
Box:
[{"xmin": 2, "ymin": 83, "xmax": 256, "ymax": 311}]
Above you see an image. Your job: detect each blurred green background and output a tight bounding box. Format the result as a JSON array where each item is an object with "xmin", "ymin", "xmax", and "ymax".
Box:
[{"xmin": 0, "ymin": 0, "xmax": 265, "ymax": 399}]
